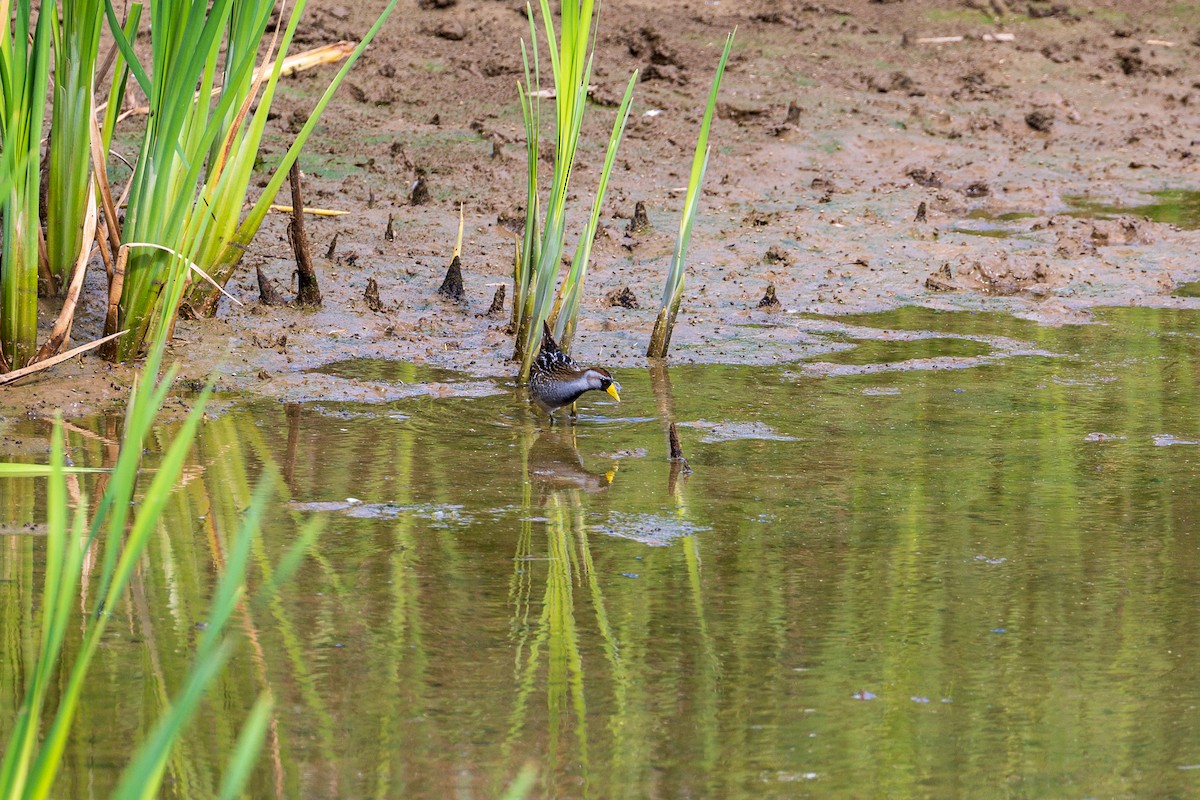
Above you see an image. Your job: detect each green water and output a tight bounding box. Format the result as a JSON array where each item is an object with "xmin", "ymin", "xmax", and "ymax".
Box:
[
  {"xmin": 951, "ymin": 190, "xmax": 1200, "ymax": 237},
  {"xmin": 1174, "ymin": 281, "xmax": 1200, "ymax": 298},
  {"xmin": 1065, "ymin": 189, "xmax": 1200, "ymax": 229},
  {"xmin": 6, "ymin": 307, "xmax": 1200, "ymax": 798},
  {"xmin": 812, "ymin": 335, "xmax": 992, "ymax": 365}
]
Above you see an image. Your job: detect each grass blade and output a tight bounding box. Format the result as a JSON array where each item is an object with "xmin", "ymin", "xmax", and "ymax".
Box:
[
  {"xmin": 215, "ymin": 693, "xmax": 275, "ymax": 800},
  {"xmin": 647, "ymin": 30, "xmax": 735, "ymax": 359}
]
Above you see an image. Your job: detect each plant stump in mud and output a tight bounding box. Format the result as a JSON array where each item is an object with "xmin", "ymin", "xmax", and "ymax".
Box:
[
  {"xmin": 627, "ymin": 201, "xmax": 651, "ymax": 235},
  {"xmin": 646, "ymin": 300, "xmax": 680, "ymax": 359},
  {"xmin": 757, "ymin": 283, "xmax": 782, "ymax": 310},
  {"xmin": 364, "ymin": 277, "xmax": 385, "ymax": 312},
  {"xmin": 410, "ymin": 173, "xmax": 430, "ymax": 206},
  {"xmin": 438, "ymin": 255, "xmax": 465, "ymax": 303},
  {"xmin": 288, "ymin": 162, "xmax": 322, "ymax": 308},
  {"xmin": 606, "ymin": 286, "xmax": 639, "ymax": 308},
  {"xmin": 479, "ymin": 284, "xmax": 505, "ymax": 317},
  {"xmin": 257, "ymin": 265, "xmax": 286, "ymax": 306}
]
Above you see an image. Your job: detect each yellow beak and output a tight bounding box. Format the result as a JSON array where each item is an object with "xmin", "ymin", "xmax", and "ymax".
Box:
[{"xmin": 606, "ymin": 384, "xmax": 621, "ymax": 402}]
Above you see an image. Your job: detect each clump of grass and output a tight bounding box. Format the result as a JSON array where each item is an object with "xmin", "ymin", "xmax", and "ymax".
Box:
[
  {"xmin": 511, "ymin": 0, "xmax": 637, "ymax": 379},
  {"xmin": 0, "ymin": 0, "xmax": 396, "ymax": 369},
  {"xmin": 103, "ymin": 0, "xmax": 399, "ymax": 360},
  {"xmin": 0, "ymin": 1, "xmax": 52, "ymax": 369},
  {"xmin": 646, "ymin": 31, "xmax": 735, "ymax": 359},
  {"xmin": 44, "ymin": 0, "xmax": 104, "ymax": 293}
]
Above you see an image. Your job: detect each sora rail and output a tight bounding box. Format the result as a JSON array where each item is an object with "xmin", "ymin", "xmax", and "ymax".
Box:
[{"xmin": 528, "ymin": 322, "xmax": 620, "ymax": 420}]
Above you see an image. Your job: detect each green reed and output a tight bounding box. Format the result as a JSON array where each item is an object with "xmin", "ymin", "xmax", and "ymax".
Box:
[
  {"xmin": 99, "ymin": 3, "xmax": 142, "ymax": 154},
  {"xmin": 104, "ymin": 0, "xmax": 397, "ymax": 360},
  {"xmin": 646, "ymin": 31, "xmax": 734, "ymax": 359},
  {"xmin": 512, "ymin": 0, "xmax": 636, "ymax": 379},
  {"xmin": 0, "ymin": 1, "xmax": 51, "ymax": 370},
  {"xmin": 44, "ymin": 0, "xmax": 104, "ymax": 293}
]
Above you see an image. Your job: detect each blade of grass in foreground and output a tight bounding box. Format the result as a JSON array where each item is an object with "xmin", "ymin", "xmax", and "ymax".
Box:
[
  {"xmin": 0, "ymin": 326, "xmax": 320, "ymax": 798},
  {"xmin": 646, "ymin": 30, "xmax": 735, "ymax": 359},
  {"xmin": 0, "ymin": 424, "xmax": 85, "ymax": 799},
  {"xmin": 110, "ymin": 483, "xmax": 320, "ymax": 800}
]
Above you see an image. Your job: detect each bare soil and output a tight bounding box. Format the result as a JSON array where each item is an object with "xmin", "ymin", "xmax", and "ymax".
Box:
[{"xmin": 8, "ymin": 0, "xmax": 1200, "ymax": 416}]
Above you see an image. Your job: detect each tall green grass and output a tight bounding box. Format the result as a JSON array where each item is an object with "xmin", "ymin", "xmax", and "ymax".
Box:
[
  {"xmin": 103, "ymin": 0, "xmax": 398, "ymax": 360},
  {"xmin": 177, "ymin": 4, "xmax": 396, "ymax": 318},
  {"xmin": 0, "ymin": 0, "xmax": 397, "ymax": 368},
  {"xmin": 512, "ymin": 0, "xmax": 636, "ymax": 379},
  {"xmin": 646, "ymin": 31, "xmax": 734, "ymax": 359},
  {"xmin": 0, "ymin": 0, "xmax": 51, "ymax": 369},
  {"xmin": 99, "ymin": 4, "xmax": 143, "ymax": 154},
  {"xmin": 0, "ymin": 329, "xmax": 318, "ymax": 798},
  {"xmin": 45, "ymin": 0, "xmax": 104, "ymax": 292}
]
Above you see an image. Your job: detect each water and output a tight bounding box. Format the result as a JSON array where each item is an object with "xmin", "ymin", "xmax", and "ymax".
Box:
[
  {"xmin": 950, "ymin": 189, "xmax": 1200, "ymax": 237},
  {"xmin": 1173, "ymin": 281, "xmax": 1200, "ymax": 298},
  {"xmin": 950, "ymin": 209, "xmax": 1039, "ymax": 239},
  {"xmin": 5, "ymin": 307, "xmax": 1200, "ymax": 797},
  {"xmin": 1065, "ymin": 189, "xmax": 1200, "ymax": 229}
]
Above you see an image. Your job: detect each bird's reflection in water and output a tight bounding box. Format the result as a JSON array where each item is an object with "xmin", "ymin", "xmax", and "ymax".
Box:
[{"xmin": 526, "ymin": 430, "xmax": 617, "ymax": 495}]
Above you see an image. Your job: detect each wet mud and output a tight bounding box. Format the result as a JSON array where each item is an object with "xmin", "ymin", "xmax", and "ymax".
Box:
[{"xmin": 7, "ymin": 0, "xmax": 1200, "ymax": 416}]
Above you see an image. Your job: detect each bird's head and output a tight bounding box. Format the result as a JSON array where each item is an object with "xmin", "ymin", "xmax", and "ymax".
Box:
[{"xmin": 585, "ymin": 368, "xmax": 621, "ymax": 402}]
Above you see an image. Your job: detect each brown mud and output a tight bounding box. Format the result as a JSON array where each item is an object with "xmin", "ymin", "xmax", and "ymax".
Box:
[{"xmin": 7, "ymin": 0, "xmax": 1200, "ymax": 417}]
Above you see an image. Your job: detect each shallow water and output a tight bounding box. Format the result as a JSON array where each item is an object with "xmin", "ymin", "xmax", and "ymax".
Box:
[
  {"xmin": 5, "ymin": 307, "xmax": 1200, "ymax": 798},
  {"xmin": 1065, "ymin": 189, "xmax": 1200, "ymax": 229},
  {"xmin": 951, "ymin": 190, "xmax": 1200, "ymax": 238}
]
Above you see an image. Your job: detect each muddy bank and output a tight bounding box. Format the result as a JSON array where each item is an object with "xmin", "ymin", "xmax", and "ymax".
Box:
[{"xmin": 6, "ymin": 0, "xmax": 1200, "ymax": 416}]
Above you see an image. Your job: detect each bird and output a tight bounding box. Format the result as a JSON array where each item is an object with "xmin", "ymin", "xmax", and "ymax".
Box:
[{"xmin": 528, "ymin": 321, "xmax": 620, "ymax": 420}]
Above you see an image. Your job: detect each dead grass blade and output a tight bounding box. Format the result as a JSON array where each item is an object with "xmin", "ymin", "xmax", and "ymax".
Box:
[
  {"xmin": 33, "ymin": 184, "xmax": 100, "ymax": 363},
  {"xmin": 454, "ymin": 203, "xmax": 464, "ymax": 259},
  {"xmin": 118, "ymin": 43, "xmax": 356, "ymax": 121},
  {"xmin": 121, "ymin": 242, "xmax": 245, "ymax": 307},
  {"xmin": 100, "ymin": 239, "xmax": 128, "ymax": 357},
  {"xmin": 0, "ymin": 330, "xmax": 127, "ymax": 387},
  {"xmin": 89, "ymin": 110, "xmax": 122, "ymax": 259},
  {"xmin": 268, "ymin": 204, "xmax": 349, "ymax": 216}
]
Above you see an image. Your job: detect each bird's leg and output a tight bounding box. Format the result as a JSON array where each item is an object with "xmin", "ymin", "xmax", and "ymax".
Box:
[{"xmin": 569, "ymin": 401, "xmax": 578, "ymax": 420}]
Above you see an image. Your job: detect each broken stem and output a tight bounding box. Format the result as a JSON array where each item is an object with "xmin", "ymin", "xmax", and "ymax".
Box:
[{"xmin": 289, "ymin": 161, "xmax": 322, "ymax": 307}]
